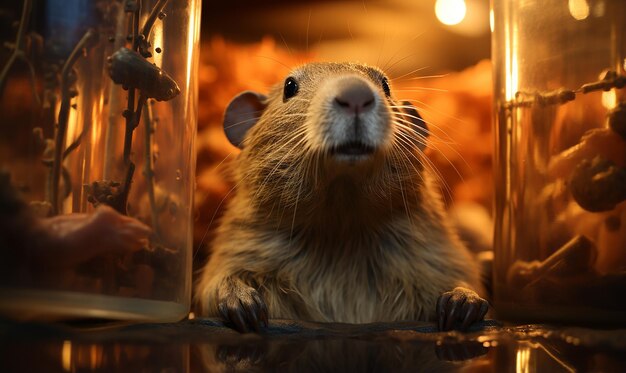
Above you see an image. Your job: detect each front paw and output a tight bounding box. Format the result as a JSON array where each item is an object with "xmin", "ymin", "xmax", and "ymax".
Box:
[
  {"xmin": 436, "ymin": 287, "xmax": 488, "ymax": 331},
  {"xmin": 218, "ymin": 280, "xmax": 268, "ymax": 333}
]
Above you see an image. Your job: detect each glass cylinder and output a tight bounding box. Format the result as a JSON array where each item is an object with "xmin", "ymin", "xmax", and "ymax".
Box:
[
  {"xmin": 492, "ymin": 0, "xmax": 626, "ymax": 323},
  {"xmin": 0, "ymin": 0, "xmax": 200, "ymax": 321}
]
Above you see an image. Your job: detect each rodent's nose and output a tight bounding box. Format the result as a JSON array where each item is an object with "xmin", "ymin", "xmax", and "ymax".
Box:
[{"xmin": 333, "ymin": 77, "xmax": 375, "ymax": 114}]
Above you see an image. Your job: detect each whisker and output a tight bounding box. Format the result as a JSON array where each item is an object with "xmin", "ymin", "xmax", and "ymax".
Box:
[
  {"xmin": 390, "ymin": 139, "xmax": 425, "ymax": 185},
  {"xmin": 288, "ymin": 97, "xmax": 312, "ymax": 104},
  {"xmin": 393, "ymin": 132, "xmax": 455, "ymax": 204},
  {"xmin": 278, "ymin": 31, "xmax": 294, "ymax": 58},
  {"xmin": 392, "ymin": 115, "xmax": 454, "ymax": 146},
  {"xmin": 376, "ymin": 24, "xmax": 387, "ymax": 67},
  {"xmin": 392, "ymin": 108, "xmax": 462, "ymax": 145},
  {"xmin": 394, "ymin": 87, "xmax": 449, "ymax": 93},
  {"xmin": 390, "ymin": 66, "xmax": 430, "ymax": 81},
  {"xmin": 255, "ymin": 55, "xmax": 291, "ymax": 70},
  {"xmin": 390, "ymin": 139, "xmax": 428, "ymax": 216},
  {"xmin": 252, "ymin": 129, "xmax": 310, "ymax": 202},
  {"xmin": 390, "ymin": 148, "xmax": 413, "ymax": 226},
  {"xmin": 381, "ymin": 30, "xmax": 427, "ymax": 73},
  {"xmin": 306, "ymin": 9, "xmax": 312, "ymax": 54},
  {"xmin": 390, "ymin": 143, "xmax": 420, "ymax": 187},
  {"xmin": 212, "ymin": 152, "xmax": 233, "ymax": 171},
  {"xmin": 224, "ymin": 117, "xmax": 260, "ymax": 130},
  {"xmin": 390, "ymin": 138, "xmax": 427, "ymax": 211},
  {"xmin": 397, "ymin": 97, "xmax": 470, "ymax": 125},
  {"xmin": 196, "ymin": 177, "xmax": 242, "ymax": 253},
  {"xmin": 317, "ymin": 24, "xmax": 326, "ymax": 45},
  {"xmin": 403, "ymin": 74, "xmax": 449, "ymax": 80},
  {"xmin": 347, "ymin": 20, "xmax": 354, "ymax": 40},
  {"xmin": 392, "ymin": 104, "xmax": 472, "ymax": 162},
  {"xmin": 289, "ymin": 172, "xmax": 304, "ymax": 243},
  {"xmin": 394, "ymin": 120, "xmax": 466, "ymax": 183},
  {"xmin": 275, "ymin": 113, "xmax": 309, "ymax": 118},
  {"xmin": 394, "ymin": 130, "xmax": 456, "ymax": 201},
  {"xmin": 391, "ymin": 120, "xmax": 429, "ymax": 148},
  {"xmin": 224, "ymin": 112, "xmax": 307, "ymax": 131},
  {"xmin": 193, "ymin": 151, "xmax": 236, "ymax": 261},
  {"xmin": 392, "ymin": 114, "xmax": 472, "ymax": 174}
]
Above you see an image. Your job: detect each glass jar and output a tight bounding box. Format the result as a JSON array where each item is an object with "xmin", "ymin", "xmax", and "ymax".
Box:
[
  {"xmin": 0, "ymin": 0, "xmax": 200, "ymax": 321},
  {"xmin": 492, "ymin": 0, "xmax": 626, "ymax": 323}
]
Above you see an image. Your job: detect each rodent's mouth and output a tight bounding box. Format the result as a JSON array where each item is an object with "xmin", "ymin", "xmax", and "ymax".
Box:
[{"xmin": 330, "ymin": 141, "xmax": 376, "ymax": 157}]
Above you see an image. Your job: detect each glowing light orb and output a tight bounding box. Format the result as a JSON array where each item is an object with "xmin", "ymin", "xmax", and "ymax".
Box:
[
  {"xmin": 435, "ymin": 0, "xmax": 467, "ymax": 26},
  {"xmin": 568, "ymin": 0, "xmax": 590, "ymax": 20}
]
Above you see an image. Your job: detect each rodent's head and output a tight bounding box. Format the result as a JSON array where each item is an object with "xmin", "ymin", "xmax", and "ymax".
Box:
[{"xmin": 223, "ymin": 62, "xmax": 429, "ymax": 210}]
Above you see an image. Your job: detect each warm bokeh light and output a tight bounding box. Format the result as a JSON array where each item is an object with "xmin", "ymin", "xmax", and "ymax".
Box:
[
  {"xmin": 516, "ymin": 345, "xmax": 532, "ymax": 373},
  {"xmin": 568, "ymin": 0, "xmax": 590, "ymax": 20},
  {"xmin": 62, "ymin": 341, "xmax": 72, "ymax": 371},
  {"xmin": 435, "ymin": 0, "xmax": 467, "ymax": 26},
  {"xmin": 602, "ymin": 90, "xmax": 616, "ymax": 110}
]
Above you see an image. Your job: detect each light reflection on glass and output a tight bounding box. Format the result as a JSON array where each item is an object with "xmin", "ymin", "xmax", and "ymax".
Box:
[{"xmin": 504, "ymin": 22, "xmax": 519, "ymax": 101}]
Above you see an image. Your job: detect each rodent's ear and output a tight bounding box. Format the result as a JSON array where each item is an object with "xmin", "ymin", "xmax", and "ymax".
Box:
[
  {"xmin": 223, "ymin": 91, "xmax": 268, "ymax": 148},
  {"xmin": 401, "ymin": 101, "xmax": 428, "ymax": 151}
]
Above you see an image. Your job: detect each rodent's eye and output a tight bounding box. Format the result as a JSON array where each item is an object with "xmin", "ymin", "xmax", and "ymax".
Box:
[
  {"xmin": 283, "ymin": 77, "xmax": 299, "ymax": 100},
  {"xmin": 381, "ymin": 77, "xmax": 391, "ymax": 97}
]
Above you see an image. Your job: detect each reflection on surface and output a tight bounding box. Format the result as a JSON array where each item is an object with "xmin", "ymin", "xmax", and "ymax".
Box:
[
  {"xmin": 3, "ymin": 340, "xmax": 189, "ymax": 373},
  {"xmin": 193, "ymin": 338, "xmax": 488, "ymax": 373},
  {"xmin": 1, "ymin": 320, "xmax": 625, "ymax": 372},
  {"xmin": 493, "ymin": 338, "xmax": 626, "ymax": 373}
]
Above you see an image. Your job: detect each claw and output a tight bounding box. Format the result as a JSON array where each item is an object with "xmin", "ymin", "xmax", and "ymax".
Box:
[
  {"xmin": 460, "ymin": 303, "xmax": 480, "ymax": 331},
  {"xmin": 437, "ymin": 287, "xmax": 488, "ymax": 331},
  {"xmin": 437, "ymin": 292, "xmax": 452, "ymax": 331},
  {"xmin": 444, "ymin": 293, "xmax": 467, "ymax": 331},
  {"xmin": 218, "ymin": 302, "xmax": 227, "ymax": 319},
  {"xmin": 240, "ymin": 298, "xmax": 260, "ymax": 332},
  {"xmin": 479, "ymin": 301, "xmax": 489, "ymax": 320},
  {"xmin": 228, "ymin": 303, "xmax": 249, "ymax": 333},
  {"xmin": 252, "ymin": 291, "xmax": 268, "ymax": 327},
  {"xmin": 217, "ymin": 279, "xmax": 269, "ymax": 333}
]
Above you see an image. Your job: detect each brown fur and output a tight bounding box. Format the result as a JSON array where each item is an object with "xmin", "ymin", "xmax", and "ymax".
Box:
[{"xmin": 196, "ymin": 62, "xmax": 483, "ymax": 323}]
